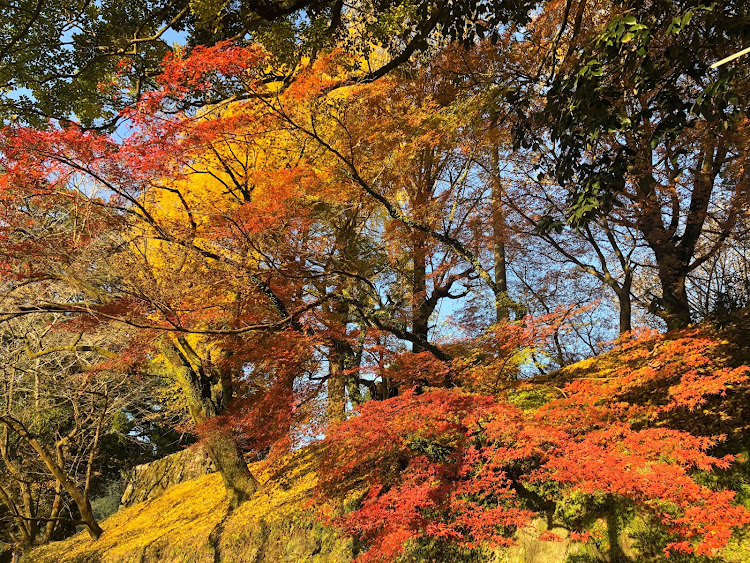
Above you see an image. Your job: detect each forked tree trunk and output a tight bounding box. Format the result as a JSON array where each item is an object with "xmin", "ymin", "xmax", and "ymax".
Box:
[
  {"xmin": 634, "ymin": 134, "xmax": 730, "ymax": 331},
  {"xmin": 165, "ymin": 343, "xmax": 259, "ymax": 509}
]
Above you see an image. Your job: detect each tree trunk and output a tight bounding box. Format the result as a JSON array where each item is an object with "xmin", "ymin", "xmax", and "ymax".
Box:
[
  {"xmin": 186, "ymin": 392, "xmax": 259, "ymax": 509},
  {"xmin": 606, "ymin": 496, "xmax": 627, "ymax": 562},
  {"xmin": 411, "ymin": 148, "xmax": 433, "ymax": 353},
  {"xmin": 43, "ymin": 486, "xmax": 63, "ymax": 542},
  {"xmin": 648, "ymin": 244, "xmax": 692, "ymax": 330},
  {"xmin": 327, "ymin": 296, "xmax": 353, "ymax": 424},
  {"xmin": 633, "ymin": 135, "xmax": 728, "ymax": 332},
  {"xmin": 164, "ymin": 342, "xmax": 260, "ymax": 509},
  {"xmin": 412, "ymin": 229, "xmax": 429, "ymax": 352},
  {"xmin": 658, "ymin": 267, "xmax": 692, "ymax": 331},
  {"xmin": 327, "ymin": 344, "xmax": 347, "ymax": 424},
  {"xmin": 616, "ymin": 273, "xmax": 633, "ymax": 334},
  {"xmin": 76, "ymin": 496, "xmax": 103, "ymax": 540},
  {"xmin": 0, "ymin": 484, "xmax": 32, "ymax": 546},
  {"xmin": 491, "ymin": 137, "xmax": 509, "ymax": 322},
  {"xmin": 21, "ymin": 482, "xmax": 37, "ymax": 542},
  {"xmin": 639, "ymin": 226, "xmax": 693, "ymax": 330},
  {"xmin": 618, "ymin": 293, "xmax": 632, "ymax": 334},
  {"xmin": 204, "ymin": 429, "xmax": 259, "ymax": 509}
]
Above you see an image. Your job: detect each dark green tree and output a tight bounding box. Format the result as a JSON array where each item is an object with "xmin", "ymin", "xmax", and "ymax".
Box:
[{"xmin": 525, "ymin": 0, "xmax": 750, "ymax": 329}]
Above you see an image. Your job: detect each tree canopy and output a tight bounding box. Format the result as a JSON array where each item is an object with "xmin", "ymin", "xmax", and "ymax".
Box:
[{"xmin": 1, "ymin": 0, "xmax": 750, "ymax": 560}]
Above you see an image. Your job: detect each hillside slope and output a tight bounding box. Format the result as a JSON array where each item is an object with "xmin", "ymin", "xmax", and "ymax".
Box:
[
  {"xmin": 25, "ymin": 446, "xmax": 353, "ymax": 563},
  {"xmin": 25, "ymin": 313, "xmax": 750, "ymax": 563}
]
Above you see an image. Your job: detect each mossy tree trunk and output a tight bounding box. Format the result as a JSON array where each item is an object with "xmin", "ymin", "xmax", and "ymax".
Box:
[
  {"xmin": 163, "ymin": 339, "xmax": 259, "ymax": 509},
  {"xmin": 203, "ymin": 430, "xmax": 259, "ymax": 509},
  {"xmin": 606, "ymin": 496, "xmax": 630, "ymax": 562}
]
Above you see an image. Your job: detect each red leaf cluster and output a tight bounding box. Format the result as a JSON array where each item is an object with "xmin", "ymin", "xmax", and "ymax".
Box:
[{"xmin": 318, "ymin": 329, "xmax": 750, "ymax": 561}]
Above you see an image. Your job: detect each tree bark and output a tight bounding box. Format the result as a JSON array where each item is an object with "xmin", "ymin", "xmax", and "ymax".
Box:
[
  {"xmin": 657, "ymin": 264, "xmax": 691, "ymax": 331},
  {"xmin": 491, "ymin": 137, "xmax": 509, "ymax": 322},
  {"xmin": 164, "ymin": 341, "xmax": 259, "ymax": 509},
  {"xmin": 618, "ymin": 291, "xmax": 632, "ymax": 334},
  {"xmin": 43, "ymin": 485, "xmax": 63, "ymax": 543},
  {"xmin": 632, "ymin": 132, "xmax": 730, "ymax": 330},
  {"xmin": 412, "ymin": 225, "xmax": 429, "ymax": 351},
  {"xmin": 0, "ymin": 484, "xmax": 32, "ymax": 546},
  {"xmin": 327, "ymin": 340, "xmax": 349, "ymax": 424},
  {"xmin": 327, "ymin": 287, "xmax": 354, "ymax": 423},
  {"xmin": 203, "ymin": 429, "xmax": 259, "ymax": 509}
]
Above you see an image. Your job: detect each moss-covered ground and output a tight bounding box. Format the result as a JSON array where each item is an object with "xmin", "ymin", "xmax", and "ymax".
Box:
[{"xmin": 25, "ymin": 445, "xmax": 352, "ymax": 563}]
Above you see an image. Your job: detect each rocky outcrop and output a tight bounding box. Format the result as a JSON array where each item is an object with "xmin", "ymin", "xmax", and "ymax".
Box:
[{"xmin": 120, "ymin": 446, "xmax": 217, "ymax": 507}]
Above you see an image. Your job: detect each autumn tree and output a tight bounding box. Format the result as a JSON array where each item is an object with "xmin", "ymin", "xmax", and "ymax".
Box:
[
  {"xmin": 506, "ymin": 165, "xmax": 642, "ymax": 334},
  {"xmin": 0, "ymin": 292, "xmax": 154, "ymax": 541},
  {"xmin": 318, "ymin": 326, "xmax": 750, "ymax": 562},
  {"xmin": 2, "ymin": 5, "xmax": 750, "ymax": 558}
]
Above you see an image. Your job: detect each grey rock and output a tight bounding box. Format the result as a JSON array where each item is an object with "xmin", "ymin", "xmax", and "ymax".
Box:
[{"xmin": 120, "ymin": 446, "xmax": 217, "ymax": 506}]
